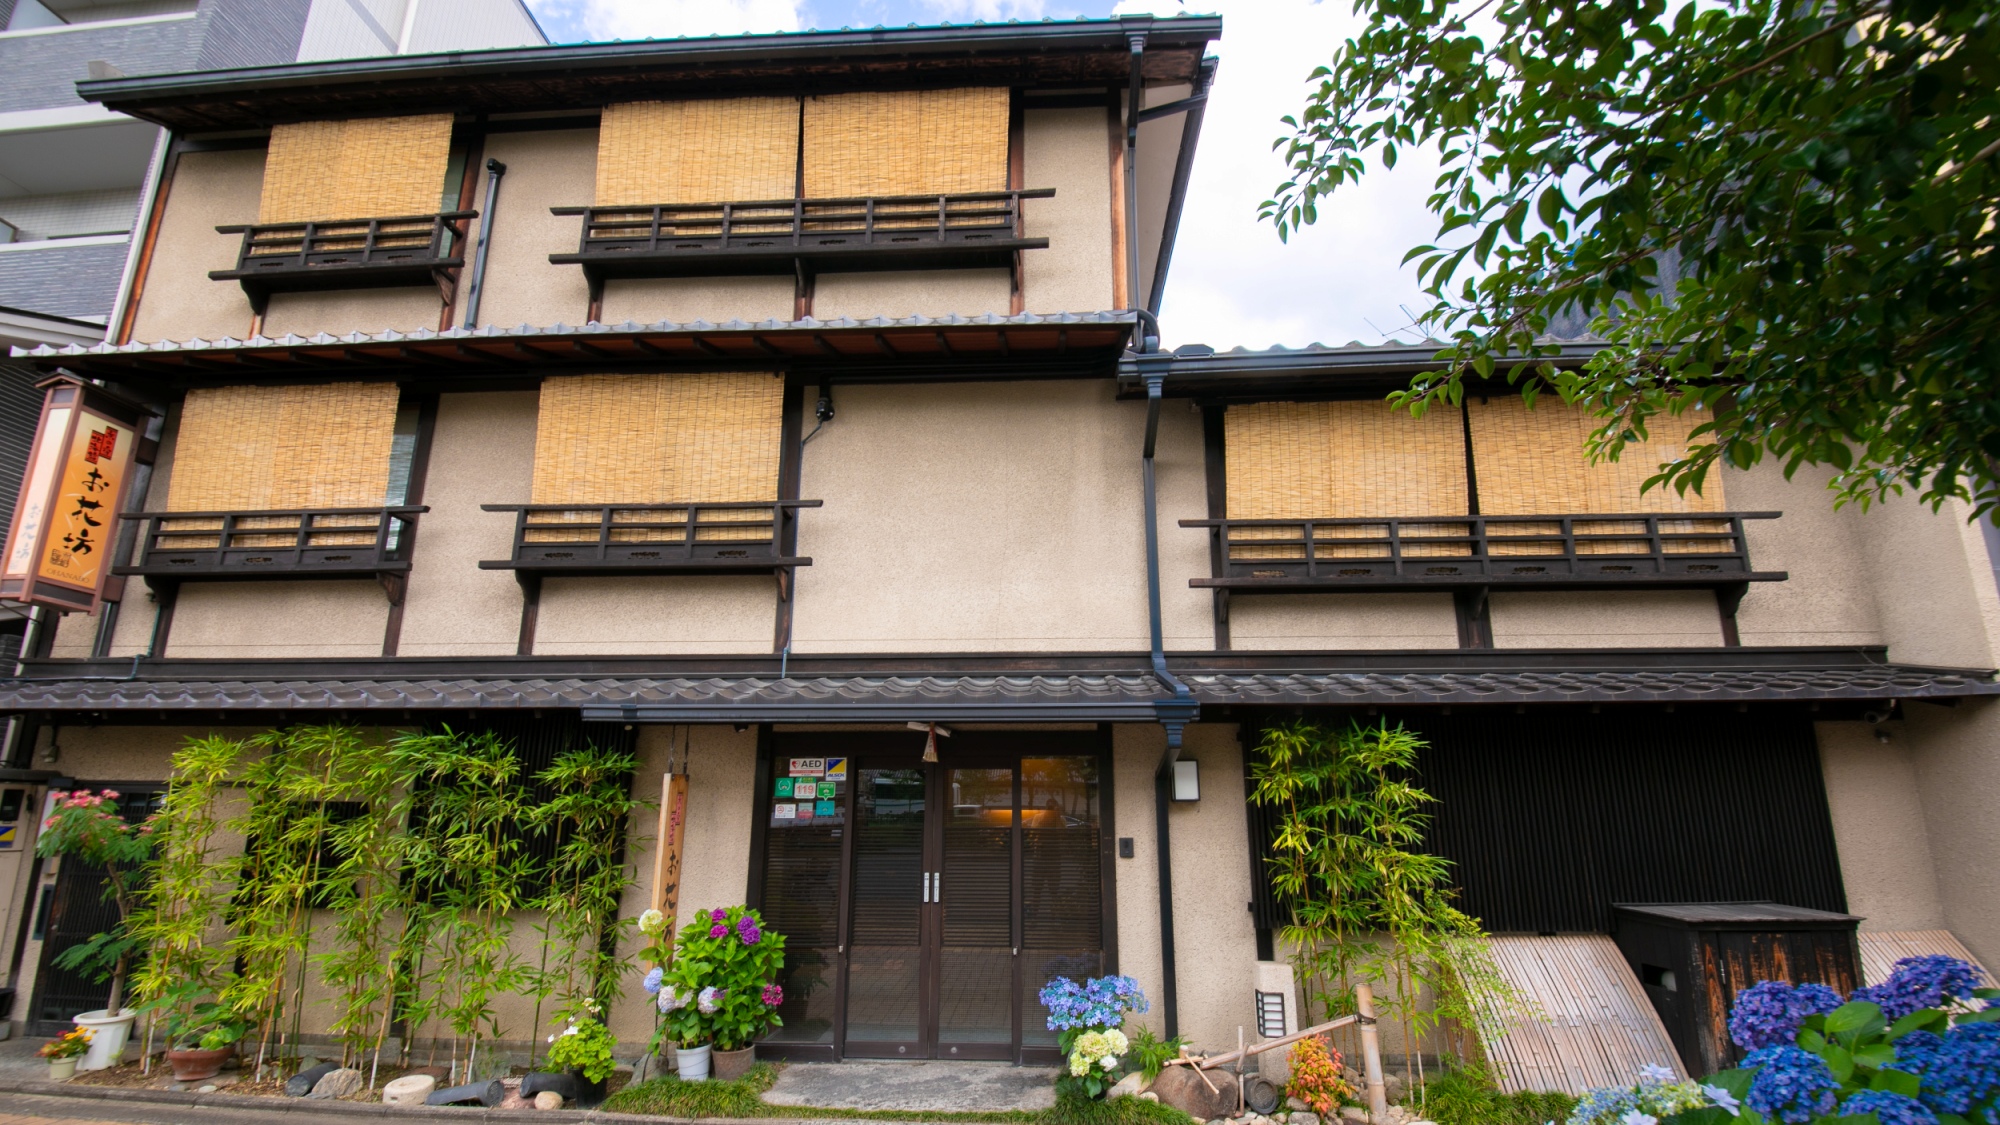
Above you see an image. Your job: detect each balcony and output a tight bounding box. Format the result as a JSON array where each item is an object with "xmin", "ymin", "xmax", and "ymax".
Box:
[
  {"xmin": 116, "ymin": 507, "xmax": 427, "ymax": 601},
  {"xmin": 478, "ymin": 501, "xmax": 822, "ymax": 579},
  {"xmin": 208, "ymin": 211, "xmax": 474, "ymax": 311},
  {"xmin": 548, "ymin": 190, "xmax": 1053, "ymax": 284},
  {"xmin": 1182, "ymin": 512, "xmax": 1787, "ymax": 593}
]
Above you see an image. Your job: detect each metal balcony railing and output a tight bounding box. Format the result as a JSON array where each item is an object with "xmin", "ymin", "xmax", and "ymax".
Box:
[
  {"xmin": 479, "ymin": 501, "xmax": 822, "ymax": 577},
  {"xmin": 1181, "ymin": 511, "xmax": 1788, "ymax": 591},
  {"xmin": 209, "ymin": 211, "xmax": 475, "ymax": 309},
  {"xmin": 549, "ymin": 190, "xmax": 1052, "ymax": 281}
]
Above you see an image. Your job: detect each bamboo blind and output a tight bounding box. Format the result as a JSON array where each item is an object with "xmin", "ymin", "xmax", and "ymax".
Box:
[
  {"xmin": 163, "ymin": 383, "xmax": 402, "ymax": 547},
  {"xmin": 802, "ymin": 88, "xmax": 1009, "ymax": 198},
  {"xmin": 258, "ymin": 114, "xmax": 455, "ymax": 224},
  {"xmin": 529, "ymin": 374, "xmax": 784, "ymax": 543},
  {"xmin": 595, "ymin": 98, "xmax": 802, "ymax": 207},
  {"xmin": 1225, "ymin": 401, "xmax": 1471, "ymax": 561}
]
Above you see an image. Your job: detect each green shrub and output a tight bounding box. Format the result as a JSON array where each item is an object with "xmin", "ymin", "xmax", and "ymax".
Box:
[
  {"xmin": 1415, "ymin": 1066, "xmax": 1578, "ymax": 1125},
  {"xmin": 1041, "ymin": 1090, "xmax": 1197, "ymax": 1125},
  {"xmin": 604, "ymin": 1063, "xmax": 781, "ymax": 1117}
]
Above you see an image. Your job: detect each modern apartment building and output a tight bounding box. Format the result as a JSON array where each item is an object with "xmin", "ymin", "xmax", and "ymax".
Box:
[{"xmin": 0, "ymin": 15, "xmax": 1993, "ymax": 1083}]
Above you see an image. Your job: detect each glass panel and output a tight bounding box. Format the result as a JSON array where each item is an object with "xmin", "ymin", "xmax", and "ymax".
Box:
[
  {"xmin": 846, "ymin": 767, "xmax": 925, "ymax": 1043},
  {"xmin": 761, "ymin": 814, "xmax": 841, "ymax": 1044},
  {"xmin": 938, "ymin": 767, "xmax": 1013, "ymax": 1045},
  {"xmin": 1021, "ymin": 757, "xmax": 1101, "ymax": 1048}
]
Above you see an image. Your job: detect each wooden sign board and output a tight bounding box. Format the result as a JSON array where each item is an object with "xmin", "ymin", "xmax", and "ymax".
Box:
[
  {"xmin": 650, "ymin": 772, "xmax": 688, "ymax": 961},
  {"xmin": 1, "ymin": 377, "xmax": 149, "ymax": 613}
]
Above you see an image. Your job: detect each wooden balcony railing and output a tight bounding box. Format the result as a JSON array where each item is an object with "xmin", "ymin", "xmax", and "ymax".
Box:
[
  {"xmin": 478, "ymin": 501, "xmax": 822, "ymax": 577},
  {"xmin": 117, "ymin": 506, "xmax": 427, "ymax": 600},
  {"xmin": 548, "ymin": 190, "xmax": 1053, "ymax": 282},
  {"xmin": 1181, "ymin": 511, "xmax": 1788, "ymax": 591},
  {"xmin": 209, "ymin": 211, "xmax": 475, "ymax": 310}
]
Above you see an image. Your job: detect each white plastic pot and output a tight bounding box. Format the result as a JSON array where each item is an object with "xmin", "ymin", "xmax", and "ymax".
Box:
[
  {"xmin": 72, "ymin": 1009, "xmax": 136, "ymax": 1072},
  {"xmin": 674, "ymin": 1043, "xmax": 712, "ymax": 1081}
]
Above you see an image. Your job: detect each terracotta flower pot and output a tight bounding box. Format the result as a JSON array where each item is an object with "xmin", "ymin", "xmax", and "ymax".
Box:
[
  {"xmin": 165, "ymin": 1044, "xmax": 234, "ymax": 1082},
  {"xmin": 711, "ymin": 1045, "xmax": 756, "ymax": 1082}
]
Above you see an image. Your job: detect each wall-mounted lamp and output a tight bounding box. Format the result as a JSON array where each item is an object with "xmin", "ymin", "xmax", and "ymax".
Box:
[{"xmin": 1170, "ymin": 758, "xmax": 1200, "ymax": 802}]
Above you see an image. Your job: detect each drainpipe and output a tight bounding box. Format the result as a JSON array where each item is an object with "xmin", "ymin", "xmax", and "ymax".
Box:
[{"xmin": 461, "ymin": 158, "xmax": 506, "ymax": 329}]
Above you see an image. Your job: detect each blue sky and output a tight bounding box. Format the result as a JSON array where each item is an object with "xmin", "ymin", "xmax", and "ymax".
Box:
[{"xmin": 516, "ymin": 1, "xmax": 1441, "ymax": 351}]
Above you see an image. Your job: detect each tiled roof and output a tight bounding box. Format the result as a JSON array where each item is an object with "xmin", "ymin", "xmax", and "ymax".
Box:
[{"xmin": 0, "ymin": 662, "xmax": 1987, "ymax": 719}]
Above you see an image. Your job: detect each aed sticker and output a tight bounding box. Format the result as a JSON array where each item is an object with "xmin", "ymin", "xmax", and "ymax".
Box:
[
  {"xmin": 774, "ymin": 778, "xmax": 795, "ymax": 798},
  {"xmin": 789, "ymin": 757, "xmax": 826, "ymax": 777},
  {"xmin": 824, "ymin": 757, "xmax": 848, "ymax": 780},
  {"xmin": 814, "ymin": 799, "xmax": 835, "ymax": 818},
  {"xmin": 0, "ymin": 824, "xmax": 13, "ymax": 848},
  {"xmin": 772, "ymin": 803, "xmax": 797, "ymax": 820},
  {"xmin": 818, "ymin": 781, "xmax": 838, "ymax": 799}
]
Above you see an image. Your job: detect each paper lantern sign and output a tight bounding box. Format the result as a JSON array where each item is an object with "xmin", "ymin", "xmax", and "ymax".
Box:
[{"xmin": 1, "ymin": 377, "xmax": 151, "ymax": 613}]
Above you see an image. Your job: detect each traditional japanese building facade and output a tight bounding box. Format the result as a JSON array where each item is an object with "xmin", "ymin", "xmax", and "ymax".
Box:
[{"xmin": 0, "ymin": 16, "xmax": 1994, "ymax": 1080}]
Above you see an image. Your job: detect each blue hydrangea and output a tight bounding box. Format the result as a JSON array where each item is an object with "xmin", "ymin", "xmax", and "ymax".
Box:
[
  {"xmin": 1040, "ymin": 974, "xmax": 1148, "ymax": 1031},
  {"xmin": 1853, "ymin": 956, "xmax": 1988, "ymax": 1021},
  {"xmin": 1730, "ymin": 980, "xmax": 1844, "ymax": 1051},
  {"xmin": 1568, "ymin": 1084, "xmax": 1636, "ymax": 1125},
  {"xmin": 1840, "ymin": 1090, "xmax": 1938, "ymax": 1125},
  {"xmin": 1920, "ymin": 1021, "xmax": 2000, "ymax": 1124},
  {"xmin": 1890, "ymin": 1030, "xmax": 1946, "ymax": 1074},
  {"xmin": 1744, "ymin": 1045, "xmax": 1840, "ymax": 1124},
  {"xmin": 642, "ymin": 966, "xmax": 664, "ymax": 995}
]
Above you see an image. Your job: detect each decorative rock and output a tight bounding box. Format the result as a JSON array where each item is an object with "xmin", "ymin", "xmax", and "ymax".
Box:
[
  {"xmin": 521, "ymin": 1071, "xmax": 579, "ymax": 1101},
  {"xmin": 408, "ymin": 1065, "xmax": 450, "ymax": 1081},
  {"xmin": 383, "ymin": 1074, "xmax": 438, "ymax": 1105},
  {"xmin": 1341, "ymin": 1067, "xmax": 1361, "ymax": 1089},
  {"xmin": 1107, "ymin": 1072, "xmax": 1149, "ymax": 1099},
  {"xmin": 307, "ymin": 1067, "xmax": 365, "ymax": 1100},
  {"xmin": 1153, "ymin": 1066, "xmax": 1242, "ymax": 1123},
  {"xmin": 1340, "ymin": 1108, "xmax": 1369, "ymax": 1122},
  {"xmin": 1289, "ymin": 1097, "xmax": 1311, "ymax": 1112},
  {"xmin": 1294, "ymin": 1114, "xmax": 1321, "ymax": 1125},
  {"xmin": 534, "ymin": 1091, "xmax": 565, "ymax": 1110},
  {"xmin": 1139, "ymin": 1092, "xmax": 1159, "ymax": 1102},
  {"xmin": 285, "ymin": 1062, "xmax": 339, "ymax": 1097},
  {"xmin": 1383, "ymin": 1075, "xmax": 1406, "ymax": 1104},
  {"xmin": 427, "ymin": 1079, "xmax": 505, "ymax": 1107},
  {"xmin": 197, "ymin": 1085, "xmax": 217, "ymax": 1093}
]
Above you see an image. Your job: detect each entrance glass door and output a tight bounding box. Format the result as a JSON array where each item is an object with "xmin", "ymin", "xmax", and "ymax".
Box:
[{"xmin": 757, "ymin": 734, "xmax": 1106, "ymax": 1064}]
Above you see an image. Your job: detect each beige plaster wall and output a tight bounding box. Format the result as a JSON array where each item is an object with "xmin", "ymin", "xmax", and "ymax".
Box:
[
  {"xmin": 162, "ymin": 580, "xmax": 389, "ymax": 658},
  {"xmin": 532, "ymin": 576, "xmax": 774, "ymax": 655},
  {"xmin": 1902, "ymin": 698, "xmax": 2000, "ymax": 970},
  {"xmin": 129, "ymin": 148, "xmax": 261, "ymax": 344},
  {"xmin": 397, "ymin": 391, "xmax": 538, "ymax": 657},
  {"xmin": 1816, "ymin": 721, "xmax": 1945, "ymax": 932},
  {"xmin": 1166, "ymin": 724, "xmax": 1260, "ymax": 1054},
  {"xmin": 465, "ymin": 130, "xmax": 596, "ymax": 331},
  {"xmin": 790, "ymin": 379, "xmax": 1210, "ymax": 652},
  {"xmin": 1227, "ymin": 594, "xmax": 1459, "ymax": 651},
  {"xmin": 1729, "ymin": 463, "xmax": 1885, "ymax": 648},
  {"xmin": 1856, "ymin": 493, "xmax": 2000, "ymax": 668},
  {"xmin": 810, "ymin": 269, "xmax": 1013, "ymax": 321},
  {"xmin": 1023, "ymin": 107, "xmax": 1116, "ymax": 315},
  {"xmin": 1489, "ymin": 590, "xmax": 1724, "ymax": 648},
  {"xmin": 600, "ymin": 277, "xmax": 795, "ymax": 326},
  {"xmin": 261, "ymin": 287, "xmax": 445, "ymax": 338},
  {"xmin": 1111, "ymin": 724, "xmax": 1166, "ymax": 1040}
]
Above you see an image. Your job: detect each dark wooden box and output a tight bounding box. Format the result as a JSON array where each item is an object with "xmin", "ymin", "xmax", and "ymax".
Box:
[{"xmin": 1612, "ymin": 901, "xmax": 1862, "ymax": 1078}]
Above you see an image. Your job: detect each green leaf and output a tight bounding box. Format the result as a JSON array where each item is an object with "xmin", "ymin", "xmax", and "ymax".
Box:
[
  {"xmin": 1826, "ymin": 1002, "xmax": 1884, "ymax": 1039},
  {"xmin": 1871, "ymin": 1068, "xmax": 1920, "ymax": 1097},
  {"xmin": 1825, "ymin": 1042, "xmax": 1855, "ymax": 1083}
]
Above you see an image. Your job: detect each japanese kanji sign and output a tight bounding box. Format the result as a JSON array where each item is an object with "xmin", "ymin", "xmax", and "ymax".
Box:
[{"xmin": 1, "ymin": 377, "xmax": 149, "ymax": 614}]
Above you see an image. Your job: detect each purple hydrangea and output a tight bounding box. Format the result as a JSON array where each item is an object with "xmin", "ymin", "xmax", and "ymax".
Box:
[
  {"xmin": 737, "ymin": 916, "xmax": 762, "ymax": 945},
  {"xmin": 711, "ymin": 908, "xmax": 727, "ymax": 923},
  {"xmin": 1919, "ymin": 1021, "xmax": 2000, "ymax": 1124},
  {"xmin": 1840, "ymin": 1090, "xmax": 1938, "ymax": 1125},
  {"xmin": 1744, "ymin": 1045, "xmax": 1840, "ymax": 1124},
  {"xmin": 1854, "ymin": 956, "xmax": 1989, "ymax": 1021},
  {"xmin": 762, "ymin": 983, "xmax": 783, "ymax": 1007},
  {"xmin": 709, "ymin": 923, "xmax": 728, "ymax": 939},
  {"xmin": 1730, "ymin": 981, "xmax": 1844, "ymax": 1051}
]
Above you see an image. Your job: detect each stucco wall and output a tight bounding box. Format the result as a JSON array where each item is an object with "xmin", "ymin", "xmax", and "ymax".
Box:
[
  {"xmin": 601, "ymin": 277, "xmax": 794, "ymax": 326},
  {"xmin": 1111, "ymin": 725, "xmax": 1166, "ymax": 1040},
  {"xmin": 1730, "ymin": 463, "xmax": 1885, "ymax": 648},
  {"xmin": 396, "ymin": 391, "xmax": 538, "ymax": 657},
  {"xmin": 128, "ymin": 148, "xmax": 261, "ymax": 344},
  {"xmin": 164, "ymin": 580, "xmax": 389, "ymax": 658},
  {"xmin": 1856, "ymin": 493, "xmax": 2000, "ymax": 668},
  {"xmin": 466, "ymin": 130, "xmax": 596, "ymax": 331},
  {"xmin": 790, "ymin": 379, "xmax": 1210, "ymax": 652},
  {"xmin": 1489, "ymin": 590, "xmax": 1723, "ymax": 648},
  {"xmin": 261, "ymin": 286, "xmax": 444, "ymax": 337},
  {"xmin": 532, "ymin": 576, "xmax": 774, "ymax": 655},
  {"xmin": 1816, "ymin": 721, "xmax": 1945, "ymax": 932},
  {"xmin": 810, "ymin": 269, "xmax": 1013, "ymax": 320},
  {"xmin": 1023, "ymin": 107, "xmax": 1116, "ymax": 315},
  {"xmin": 1227, "ymin": 594, "xmax": 1459, "ymax": 650},
  {"xmin": 1901, "ymin": 698, "xmax": 2000, "ymax": 970}
]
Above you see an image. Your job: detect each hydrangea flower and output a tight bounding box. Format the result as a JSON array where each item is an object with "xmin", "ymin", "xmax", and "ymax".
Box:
[
  {"xmin": 638, "ymin": 908, "xmax": 666, "ymax": 935},
  {"xmin": 1890, "ymin": 1030, "xmax": 1946, "ymax": 1074},
  {"xmin": 643, "ymin": 966, "xmax": 664, "ymax": 995},
  {"xmin": 1701, "ymin": 1083, "xmax": 1742, "ymax": 1117},
  {"xmin": 1729, "ymin": 980, "xmax": 1845, "ymax": 1050},
  {"xmin": 762, "ymin": 983, "xmax": 783, "ymax": 1007},
  {"xmin": 1744, "ymin": 1045, "xmax": 1840, "ymax": 1124},
  {"xmin": 1638, "ymin": 1065, "xmax": 1678, "ymax": 1084},
  {"xmin": 711, "ymin": 908, "xmax": 727, "ymax": 922},
  {"xmin": 1854, "ymin": 956, "xmax": 1989, "ymax": 1021},
  {"xmin": 658, "ymin": 985, "xmax": 689, "ymax": 1014},
  {"xmin": 737, "ymin": 916, "xmax": 762, "ymax": 945},
  {"xmin": 697, "ymin": 986, "xmax": 723, "ymax": 1014},
  {"xmin": 710, "ymin": 923, "xmax": 728, "ymax": 939},
  {"xmin": 1570, "ymin": 1085, "xmax": 1637, "ymax": 1124},
  {"xmin": 1840, "ymin": 1090, "xmax": 1938, "ymax": 1125},
  {"xmin": 1919, "ymin": 1021, "xmax": 2000, "ymax": 1123},
  {"xmin": 1620, "ymin": 1113, "xmax": 1657, "ymax": 1125}
]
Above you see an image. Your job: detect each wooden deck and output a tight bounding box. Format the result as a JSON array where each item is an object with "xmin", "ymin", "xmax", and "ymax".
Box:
[
  {"xmin": 1858, "ymin": 930, "xmax": 1993, "ymax": 986},
  {"xmin": 1475, "ymin": 934, "xmax": 1686, "ymax": 1096}
]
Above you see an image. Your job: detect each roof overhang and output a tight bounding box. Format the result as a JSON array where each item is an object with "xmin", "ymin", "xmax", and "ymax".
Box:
[
  {"xmin": 1116, "ymin": 339, "xmax": 1609, "ymax": 401},
  {"xmin": 0, "ymin": 303, "xmax": 108, "ymax": 352},
  {"xmin": 13, "ymin": 311, "xmax": 1138, "ymax": 388},
  {"xmin": 76, "ymin": 16, "xmax": 1223, "ymax": 133}
]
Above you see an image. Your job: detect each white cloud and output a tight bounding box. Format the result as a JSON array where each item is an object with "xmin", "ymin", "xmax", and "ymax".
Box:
[
  {"xmin": 913, "ymin": 0, "xmax": 1061, "ymax": 18},
  {"xmin": 536, "ymin": 0, "xmax": 806, "ymax": 40},
  {"xmin": 1120, "ymin": 0, "xmax": 1445, "ymax": 350}
]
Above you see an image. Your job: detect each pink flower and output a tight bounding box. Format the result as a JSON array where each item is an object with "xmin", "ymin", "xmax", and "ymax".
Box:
[
  {"xmin": 101, "ymin": 789, "xmax": 118, "ymax": 798},
  {"xmin": 761, "ymin": 983, "xmax": 783, "ymax": 1007},
  {"xmin": 709, "ymin": 924, "xmax": 728, "ymax": 939},
  {"xmin": 710, "ymin": 908, "xmax": 726, "ymax": 922}
]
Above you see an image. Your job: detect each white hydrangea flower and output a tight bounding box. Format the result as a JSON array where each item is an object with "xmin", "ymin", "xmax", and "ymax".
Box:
[{"xmin": 638, "ymin": 909, "xmax": 666, "ymax": 935}]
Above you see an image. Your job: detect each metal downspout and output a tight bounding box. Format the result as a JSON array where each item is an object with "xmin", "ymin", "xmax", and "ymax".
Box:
[{"xmin": 461, "ymin": 158, "xmax": 506, "ymax": 329}]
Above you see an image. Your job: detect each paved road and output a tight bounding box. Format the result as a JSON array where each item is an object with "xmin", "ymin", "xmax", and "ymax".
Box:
[{"xmin": 1, "ymin": 1092, "xmax": 343, "ymax": 1124}]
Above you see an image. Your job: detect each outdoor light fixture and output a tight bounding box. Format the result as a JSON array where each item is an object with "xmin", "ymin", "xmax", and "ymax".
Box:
[{"xmin": 1171, "ymin": 758, "xmax": 1200, "ymax": 802}]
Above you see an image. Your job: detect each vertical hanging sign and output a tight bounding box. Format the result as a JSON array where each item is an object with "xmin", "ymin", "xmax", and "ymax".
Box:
[
  {"xmin": 650, "ymin": 771, "xmax": 689, "ymax": 956},
  {"xmin": 0, "ymin": 377, "xmax": 149, "ymax": 614}
]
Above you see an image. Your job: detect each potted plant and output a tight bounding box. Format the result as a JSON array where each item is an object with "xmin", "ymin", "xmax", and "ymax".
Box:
[
  {"xmin": 542, "ymin": 1010, "xmax": 618, "ymax": 1108},
  {"xmin": 36, "ymin": 789, "xmax": 155, "ymax": 1071},
  {"xmin": 39, "ymin": 1027, "xmax": 92, "ymax": 1081},
  {"xmin": 159, "ymin": 1000, "xmax": 252, "ymax": 1082},
  {"xmin": 652, "ymin": 906, "xmax": 787, "ymax": 1081}
]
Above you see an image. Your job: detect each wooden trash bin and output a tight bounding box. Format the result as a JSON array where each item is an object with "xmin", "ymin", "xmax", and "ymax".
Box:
[{"xmin": 1612, "ymin": 902, "xmax": 1862, "ymax": 1078}]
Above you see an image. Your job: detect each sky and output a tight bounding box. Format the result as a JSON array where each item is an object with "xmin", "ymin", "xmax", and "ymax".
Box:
[{"xmin": 518, "ymin": 1, "xmax": 1442, "ymax": 351}]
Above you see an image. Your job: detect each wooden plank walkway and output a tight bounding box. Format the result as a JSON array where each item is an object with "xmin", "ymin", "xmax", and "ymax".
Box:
[
  {"xmin": 1858, "ymin": 930, "xmax": 1993, "ymax": 986},
  {"xmin": 1475, "ymin": 934, "xmax": 1686, "ymax": 1096}
]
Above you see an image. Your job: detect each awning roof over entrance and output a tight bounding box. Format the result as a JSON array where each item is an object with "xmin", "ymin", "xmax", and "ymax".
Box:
[{"xmin": 0, "ymin": 648, "xmax": 1989, "ymax": 720}]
